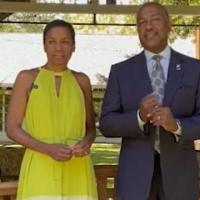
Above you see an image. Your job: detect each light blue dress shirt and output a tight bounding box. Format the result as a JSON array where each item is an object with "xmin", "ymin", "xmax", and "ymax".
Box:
[
  {"xmin": 144, "ymin": 45, "xmax": 171, "ymax": 82},
  {"xmin": 137, "ymin": 46, "xmax": 181, "ymax": 137}
]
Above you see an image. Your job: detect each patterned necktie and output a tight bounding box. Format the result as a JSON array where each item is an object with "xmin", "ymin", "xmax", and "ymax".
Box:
[{"xmin": 151, "ymin": 55, "xmax": 165, "ymax": 153}]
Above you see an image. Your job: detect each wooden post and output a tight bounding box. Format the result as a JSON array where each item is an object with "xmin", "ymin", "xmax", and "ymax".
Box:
[{"xmin": 195, "ymin": 26, "xmax": 200, "ymax": 59}]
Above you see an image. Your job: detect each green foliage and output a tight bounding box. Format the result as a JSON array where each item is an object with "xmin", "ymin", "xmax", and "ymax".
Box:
[
  {"xmin": 0, "ymin": 24, "xmax": 16, "ymax": 32},
  {"xmin": 91, "ymin": 143, "xmax": 120, "ymax": 164},
  {"xmin": 170, "ymin": 15, "xmax": 197, "ymax": 41},
  {"xmin": 0, "ymin": 0, "xmax": 199, "ymax": 38},
  {"xmin": 161, "ymin": 0, "xmax": 200, "ymax": 41},
  {"xmin": 2, "ymin": 13, "xmax": 58, "ymax": 33}
]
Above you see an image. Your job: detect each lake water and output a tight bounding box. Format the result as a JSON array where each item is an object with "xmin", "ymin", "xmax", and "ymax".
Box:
[{"xmin": 0, "ymin": 33, "xmax": 195, "ymax": 85}]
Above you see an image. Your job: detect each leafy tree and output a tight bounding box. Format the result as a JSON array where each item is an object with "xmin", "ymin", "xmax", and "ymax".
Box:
[{"xmin": 0, "ymin": 0, "xmax": 199, "ymax": 40}]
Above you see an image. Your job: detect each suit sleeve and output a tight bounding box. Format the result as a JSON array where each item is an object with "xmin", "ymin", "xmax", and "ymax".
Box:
[
  {"xmin": 179, "ymin": 62, "xmax": 200, "ymax": 143},
  {"xmin": 99, "ymin": 65, "xmax": 145, "ymax": 138}
]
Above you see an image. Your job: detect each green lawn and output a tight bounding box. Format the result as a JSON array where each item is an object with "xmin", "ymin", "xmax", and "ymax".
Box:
[{"xmin": 91, "ymin": 143, "xmax": 120, "ymax": 165}]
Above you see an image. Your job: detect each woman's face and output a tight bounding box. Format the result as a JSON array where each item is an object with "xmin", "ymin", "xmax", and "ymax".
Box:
[{"xmin": 44, "ymin": 26, "xmax": 75, "ymax": 68}]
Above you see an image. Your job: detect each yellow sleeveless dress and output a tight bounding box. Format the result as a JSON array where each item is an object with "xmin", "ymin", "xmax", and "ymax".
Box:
[{"xmin": 17, "ymin": 68, "xmax": 98, "ymax": 200}]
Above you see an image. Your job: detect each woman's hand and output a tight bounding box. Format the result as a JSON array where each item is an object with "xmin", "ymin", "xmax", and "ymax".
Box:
[
  {"xmin": 71, "ymin": 138, "xmax": 91, "ymax": 157},
  {"xmin": 46, "ymin": 143, "xmax": 73, "ymax": 161}
]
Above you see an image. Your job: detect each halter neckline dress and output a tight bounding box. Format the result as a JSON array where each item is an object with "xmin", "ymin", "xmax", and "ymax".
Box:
[{"xmin": 17, "ymin": 68, "xmax": 97, "ymax": 200}]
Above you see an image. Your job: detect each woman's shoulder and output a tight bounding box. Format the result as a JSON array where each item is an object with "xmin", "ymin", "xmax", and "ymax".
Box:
[
  {"xmin": 71, "ymin": 70, "xmax": 90, "ymax": 83},
  {"xmin": 17, "ymin": 68, "xmax": 40, "ymax": 80},
  {"xmin": 14, "ymin": 68, "xmax": 40, "ymax": 90},
  {"xmin": 71, "ymin": 70, "xmax": 91, "ymax": 91}
]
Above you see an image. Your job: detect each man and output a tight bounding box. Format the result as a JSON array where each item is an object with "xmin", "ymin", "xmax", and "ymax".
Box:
[{"xmin": 99, "ymin": 2, "xmax": 200, "ymax": 200}]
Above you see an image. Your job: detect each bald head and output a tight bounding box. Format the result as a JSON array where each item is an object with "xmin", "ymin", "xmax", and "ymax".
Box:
[{"xmin": 137, "ymin": 2, "xmax": 169, "ymax": 23}]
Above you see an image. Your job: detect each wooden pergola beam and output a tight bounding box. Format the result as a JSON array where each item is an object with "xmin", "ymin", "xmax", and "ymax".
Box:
[{"xmin": 0, "ymin": 2, "xmax": 199, "ymax": 15}]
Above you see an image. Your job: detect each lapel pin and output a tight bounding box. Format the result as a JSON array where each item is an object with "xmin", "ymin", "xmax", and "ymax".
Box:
[
  {"xmin": 176, "ymin": 64, "xmax": 181, "ymax": 71},
  {"xmin": 31, "ymin": 83, "xmax": 38, "ymax": 89}
]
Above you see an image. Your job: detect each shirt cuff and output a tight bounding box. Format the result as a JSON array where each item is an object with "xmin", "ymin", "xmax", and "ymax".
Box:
[
  {"xmin": 137, "ymin": 110, "xmax": 146, "ymax": 131},
  {"xmin": 172, "ymin": 119, "xmax": 182, "ymax": 142}
]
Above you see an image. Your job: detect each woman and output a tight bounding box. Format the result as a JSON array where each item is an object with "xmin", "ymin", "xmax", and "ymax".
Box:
[{"xmin": 6, "ymin": 20, "xmax": 97, "ymax": 200}]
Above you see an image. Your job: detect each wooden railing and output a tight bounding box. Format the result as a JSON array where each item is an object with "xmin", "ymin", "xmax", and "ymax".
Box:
[
  {"xmin": 0, "ymin": 181, "xmax": 17, "ymax": 200},
  {"xmin": 0, "ymin": 85, "xmax": 106, "ymax": 141},
  {"xmin": 95, "ymin": 165, "xmax": 117, "ymax": 200}
]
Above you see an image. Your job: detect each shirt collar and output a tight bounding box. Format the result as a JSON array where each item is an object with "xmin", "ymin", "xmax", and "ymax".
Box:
[{"xmin": 144, "ymin": 46, "xmax": 171, "ymax": 62}]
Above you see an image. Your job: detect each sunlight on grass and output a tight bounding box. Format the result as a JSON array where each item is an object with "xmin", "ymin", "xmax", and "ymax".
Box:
[{"xmin": 91, "ymin": 143, "xmax": 120, "ymax": 165}]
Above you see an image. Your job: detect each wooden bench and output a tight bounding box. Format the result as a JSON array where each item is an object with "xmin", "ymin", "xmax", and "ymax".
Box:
[
  {"xmin": 0, "ymin": 165, "xmax": 117, "ymax": 200},
  {"xmin": 0, "ymin": 181, "xmax": 17, "ymax": 200}
]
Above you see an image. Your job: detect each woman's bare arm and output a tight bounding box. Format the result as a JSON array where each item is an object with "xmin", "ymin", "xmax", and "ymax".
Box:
[
  {"xmin": 6, "ymin": 69, "xmax": 72, "ymax": 161},
  {"xmin": 73, "ymin": 72, "xmax": 96, "ymax": 156}
]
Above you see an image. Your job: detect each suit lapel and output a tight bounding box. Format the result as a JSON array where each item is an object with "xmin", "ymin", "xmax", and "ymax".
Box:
[
  {"xmin": 163, "ymin": 49, "xmax": 184, "ymax": 106},
  {"xmin": 132, "ymin": 51, "xmax": 153, "ymax": 95}
]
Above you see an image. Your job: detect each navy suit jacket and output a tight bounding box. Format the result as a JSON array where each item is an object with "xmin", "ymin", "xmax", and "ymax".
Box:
[{"xmin": 100, "ymin": 49, "xmax": 200, "ymax": 200}]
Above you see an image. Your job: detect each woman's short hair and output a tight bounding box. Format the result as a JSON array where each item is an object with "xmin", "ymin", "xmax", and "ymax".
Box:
[{"xmin": 43, "ymin": 19, "xmax": 75, "ymax": 43}]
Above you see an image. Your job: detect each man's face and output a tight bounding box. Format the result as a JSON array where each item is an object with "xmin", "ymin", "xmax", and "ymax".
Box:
[{"xmin": 137, "ymin": 4, "xmax": 171, "ymax": 53}]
